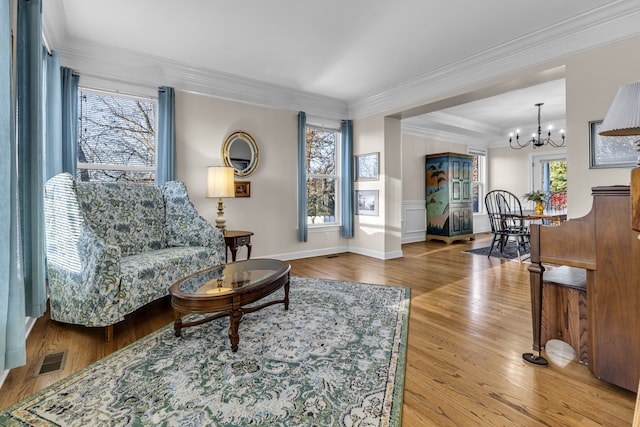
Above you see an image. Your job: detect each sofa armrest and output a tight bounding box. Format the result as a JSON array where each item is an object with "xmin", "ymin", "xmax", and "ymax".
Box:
[
  {"xmin": 44, "ymin": 173, "xmax": 124, "ymax": 327},
  {"xmin": 162, "ymin": 181, "xmax": 226, "ymax": 259},
  {"xmin": 77, "ymin": 230, "xmax": 123, "ymax": 315},
  {"xmin": 47, "ymin": 231, "xmax": 123, "ymax": 328}
]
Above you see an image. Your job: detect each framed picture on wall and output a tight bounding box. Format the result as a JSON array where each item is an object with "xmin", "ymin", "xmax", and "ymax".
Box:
[
  {"xmin": 355, "ymin": 152, "xmax": 379, "ymax": 181},
  {"xmin": 234, "ymin": 181, "xmax": 251, "ymax": 197},
  {"xmin": 355, "ymin": 190, "xmax": 379, "ymax": 216},
  {"xmin": 589, "ymin": 120, "xmax": 637, "ymax": 168}
]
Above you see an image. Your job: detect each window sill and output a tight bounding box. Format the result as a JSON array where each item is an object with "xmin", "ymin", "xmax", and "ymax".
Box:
[{"xmin": 308, "ymin": 225, "xmax": 342, "ymax": 233}]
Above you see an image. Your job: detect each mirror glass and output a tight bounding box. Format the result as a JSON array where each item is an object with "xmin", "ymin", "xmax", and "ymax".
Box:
[{"xmin": 222, "ymin": 131, "xmax": 259, "ymax": 177}]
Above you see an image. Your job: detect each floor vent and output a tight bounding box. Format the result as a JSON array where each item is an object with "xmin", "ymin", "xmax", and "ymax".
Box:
[
  {"xmin": 326, "ymin": 255, "xmax": 339, "ymax": 258},
  {"xmin": 35, "ymin": 351, "xmax": 67, "ymax": 376}
]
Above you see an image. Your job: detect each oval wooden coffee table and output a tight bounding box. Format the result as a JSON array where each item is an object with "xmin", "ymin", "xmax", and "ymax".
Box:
[{"xmin": 169, "ymin": 258, "xmax": 291, "ymax": 352}]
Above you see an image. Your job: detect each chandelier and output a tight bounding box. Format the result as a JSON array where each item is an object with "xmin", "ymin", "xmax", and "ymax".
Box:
[{"xmin": 509, "ymin": 103, "xmax": 565, "ymax": 149}]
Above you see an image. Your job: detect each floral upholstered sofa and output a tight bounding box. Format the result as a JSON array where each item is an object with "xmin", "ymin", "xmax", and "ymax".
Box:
[{"xmin": 43, "ymin": 172, "xmax": 226, "ymax": 340}]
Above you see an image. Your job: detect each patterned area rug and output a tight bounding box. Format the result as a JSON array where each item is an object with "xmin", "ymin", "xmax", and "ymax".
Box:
[
  {"xmin": 464, "ymin": 241, "xmax": 530, "ymax": 260},
  {"xmin": 0, "ymin": 276, "xmax": 410, "ymax": 426}
]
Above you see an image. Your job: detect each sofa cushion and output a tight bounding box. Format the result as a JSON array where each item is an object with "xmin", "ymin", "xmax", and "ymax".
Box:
[
  {"xmin": 119, "ymin": 246, "xmax": 218, "ymax": 314},
  {"xmin": 76, "ymin": 181, "xmax": 167, "ymax": 256}
]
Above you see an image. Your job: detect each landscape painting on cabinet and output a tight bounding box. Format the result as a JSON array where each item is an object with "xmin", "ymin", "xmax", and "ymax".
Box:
[{"xmin": 426, "ymin": 157, "xmax": 450, "ymax": 236}]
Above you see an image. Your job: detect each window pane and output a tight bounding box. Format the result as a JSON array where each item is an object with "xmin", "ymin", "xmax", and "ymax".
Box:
[
  {"xmin": 548, "ymin": 160, "xmax": 567, "ymax": 210},
  {"xmin": 78, "ymin": 90, "xmax": 156, "ymax": 182},
  {"xmin": 306, "ymin": 128, "xmax": 336, "ymax": 175},
  {"xmin": 472, "ymin": 182, "xmax": 480, "ymax": 213},
  {"xmin": 307, "ymin": 177, "xmax": 336, "ymax": 224},
  {"xmin": 470, "ymin": 152, "xmax": 485, "ymax": 213}
]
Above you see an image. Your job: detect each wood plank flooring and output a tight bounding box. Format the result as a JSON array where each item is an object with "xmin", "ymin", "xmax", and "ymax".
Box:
[{"xmin": 0, "ymin": 234, "xmax": 636, "ymax": 426}]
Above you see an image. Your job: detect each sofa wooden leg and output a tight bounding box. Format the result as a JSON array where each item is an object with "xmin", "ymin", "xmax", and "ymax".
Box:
[{"xmin": 105, "ymin": 325, "xmax": 114, "ymax": 342}]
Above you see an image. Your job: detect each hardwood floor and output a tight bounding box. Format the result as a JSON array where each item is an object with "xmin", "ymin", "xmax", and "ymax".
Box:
[{"xmin": 0, "ymin": 234, "xmax": 636, "ymax": 425}]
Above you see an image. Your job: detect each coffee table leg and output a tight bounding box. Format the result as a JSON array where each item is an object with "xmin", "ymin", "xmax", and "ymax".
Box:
[
  {"xmin": 174, "ymin": 318, "xmax": 183, "ymax": 337},
  {"xmin": 229, "ymin": 310, "xmax": 243, "ymax": 352},
  {"xmin": 284, "ymin": 280, "xmax": 290, "ymax": 310},
  {"xmin": 172, "ymin": 308, "xmax": 184, "ymax": 337}
]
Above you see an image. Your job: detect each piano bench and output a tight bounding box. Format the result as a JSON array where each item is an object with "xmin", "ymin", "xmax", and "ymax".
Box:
[{"xmin": 541, "ymin": 266, "xmax": 589, "ymax": 365}]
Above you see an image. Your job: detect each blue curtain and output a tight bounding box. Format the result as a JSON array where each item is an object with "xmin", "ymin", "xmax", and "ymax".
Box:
[
  {"xmin": 17, "ymin": 0, "xmax": 47, "ymax": 321},
  {"xmin": 340, "ymin": 120, "xmax": 354, "ymax": 238},
  {"xmin": 156, "ymin": 86, "xmax": 175, "ymax": 185},
  {"xmin": 297, "ymin": 111, "xmax": 307, "ymax": 242},
  {"xmin": 1, "ymin": 0, "xmax": 49, "ymax": 372},
  {"xmin": 44, "ymin": 50, "xmax": 62, "ymax": 179},
  {"xmin": 0, "ymin": 0, "xmax": 26, "ymax": 372},
  {"xmin": 60, "ymin": 66, "xmax": 78, "ymax": 177}
]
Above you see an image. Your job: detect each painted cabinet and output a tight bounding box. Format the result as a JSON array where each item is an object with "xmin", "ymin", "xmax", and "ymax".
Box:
[{"xmin": 425, "ymin": 152, "xmax": 475, "ymax": 244}]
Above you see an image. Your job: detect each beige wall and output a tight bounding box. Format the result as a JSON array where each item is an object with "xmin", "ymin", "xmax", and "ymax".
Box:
[
  {"xmin": 351, "ymin": 115, "xmax": 390, "ymax": 258},
  {"xmin": 565, "ymin": 35, "xmax": 640, "ymax": 217},
  {"xmin": 384, "ymin": 117, "xmax": 402, "ymax": 258},
  {"xmin": 487, "ymin": 146, "xmax": 530, "ymax": 197},
  {"xmin": 172, "ymin": 34, "xmax": 640, "ymax": 259},
  {"xmin": 175, "ymin": 91, "xmax": 349, "ymax": 260},
  {"xmin": 401, "ymin": 134, "xmax": 468, "ymax": 201}
]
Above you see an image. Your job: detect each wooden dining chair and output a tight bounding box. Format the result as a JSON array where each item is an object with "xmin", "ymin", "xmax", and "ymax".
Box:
[{"xmin": 484, "ymin": 190, "xmax": 530, "ymax": 261}]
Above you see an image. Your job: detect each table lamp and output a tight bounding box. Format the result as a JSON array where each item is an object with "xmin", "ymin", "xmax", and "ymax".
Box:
[
  {"xmin": 599, "ymin": 80, "xmax": 640, "ymax": 231},
  {"xmin": 206, "ymin": 166, "xmax": 235, "ymax": 229},
  {"xmin": 599, "ymin": 81, "xmax": 640, "ymax": 152}
]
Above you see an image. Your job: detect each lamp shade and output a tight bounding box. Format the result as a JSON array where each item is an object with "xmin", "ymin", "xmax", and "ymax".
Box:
[
  {"xmin": 206, "ymin": 166, "xmax": 235, "ymax": 198},
  {"xmin": 599, "ymin": 81, "xmax": 640, "ymax": 136}
]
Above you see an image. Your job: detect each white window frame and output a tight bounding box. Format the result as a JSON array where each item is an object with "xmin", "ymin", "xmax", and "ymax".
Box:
[
  {"xmin": 529, "ymin": 150, "xmax": 567, "ymax": 193},
  {"xmin": 305, "ymin": 124, "xmax": 341, "ymax": 230}
]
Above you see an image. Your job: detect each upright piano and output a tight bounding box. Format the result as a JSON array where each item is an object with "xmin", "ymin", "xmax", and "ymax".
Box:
[{"xmin": 527, "ymin": 185, "xmax": 640, "ymax": 392}]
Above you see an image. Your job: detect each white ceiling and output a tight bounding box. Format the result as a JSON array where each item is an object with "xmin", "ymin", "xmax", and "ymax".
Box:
[
  {"xmin": 403, "ymin": 79, "xmax": 567, "ymax": 146},
  {"xmin": 42, "ymin": 0, "xmax": 640, "ymax": 147}
]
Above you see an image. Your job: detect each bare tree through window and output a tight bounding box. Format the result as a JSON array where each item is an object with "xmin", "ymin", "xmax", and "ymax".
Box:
[
  {"xmin": 306, "ymin": 126, "xmax": 338, "ymax": 225},
  {"xmin": 77, "ymin": 89, "xmax": 157, "ymax": 183}
]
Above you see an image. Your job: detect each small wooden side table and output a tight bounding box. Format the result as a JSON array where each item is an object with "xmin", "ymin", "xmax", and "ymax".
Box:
[{"xmin": 224, "ymin": 230, "xmax": 254, "ymax": 262}]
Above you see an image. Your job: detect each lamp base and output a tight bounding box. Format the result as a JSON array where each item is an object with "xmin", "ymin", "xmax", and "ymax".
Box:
[
  {"xmin": 215, "ymin": 197, "xmax": 226, "ymax": 230},
  {"xmin": 522, "ymin": 352, "xmax": 548, "ymax": 366}
]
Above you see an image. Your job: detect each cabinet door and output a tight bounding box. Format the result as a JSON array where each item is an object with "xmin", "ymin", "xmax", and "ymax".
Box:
[
  {"xmin": 449, "ymin": 207, "xmax": 473, "ymax": 236},
  {"xmin": 454, "ymin": 156, "xmax": 473, "ymax": 204}
]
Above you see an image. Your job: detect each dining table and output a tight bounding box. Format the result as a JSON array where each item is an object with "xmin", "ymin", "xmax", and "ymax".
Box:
[{"xmin": 503, "ymin": 209, "xmax": 567, "ymax": 225}]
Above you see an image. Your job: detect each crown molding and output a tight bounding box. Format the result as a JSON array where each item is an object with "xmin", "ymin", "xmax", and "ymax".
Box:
[
  {"xmin": 349, "ymin": 1, "xmax": 640, "ymax": 119},
  {"xmin": 55, "ymin": 39, "xmax": 348, "ymax": 121},
  {"xmin": 44, "ymin": 1, "xmax": 640, "ymax": 122}
]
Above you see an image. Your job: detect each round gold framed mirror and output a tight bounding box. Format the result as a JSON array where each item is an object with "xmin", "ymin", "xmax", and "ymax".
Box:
[{"xmin": 222, "ymin": 131, "xmax": 259, "ymax": 177}]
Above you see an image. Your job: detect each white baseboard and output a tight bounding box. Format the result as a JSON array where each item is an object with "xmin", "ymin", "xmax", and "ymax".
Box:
[
  {"xmin": 348, "ymin": 246, "xmax": 403, "ymax": 260},
  {"xmin": 265, "ymin": 244, "xmax": 403, "ymax": 262},
  {"xmin": 269, "ymin": 245, "xmax": 351, "ymax": 261}
]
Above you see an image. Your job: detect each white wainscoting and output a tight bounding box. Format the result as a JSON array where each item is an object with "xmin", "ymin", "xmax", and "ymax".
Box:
[
  {"xmin": 473, "ymin": 213, "xmax": 490, "ymax": 234},
  {"xmin": 402, "ymin": 200, "xmax": 426, "ymax": 244},
  {"xmin": 401, "ymin": 201, "xmax": 490, "ymax": 245}
]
